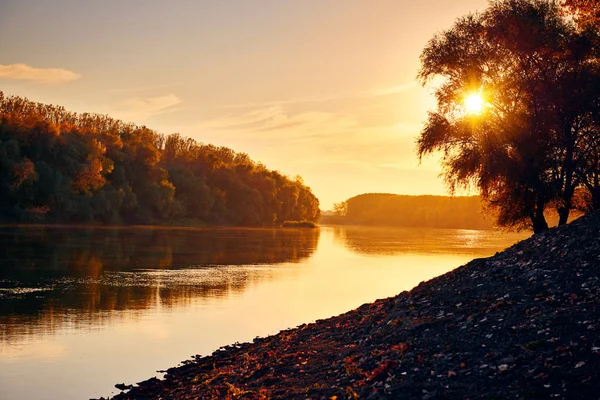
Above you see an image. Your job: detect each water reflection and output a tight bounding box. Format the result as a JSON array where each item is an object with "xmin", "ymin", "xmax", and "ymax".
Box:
[
  {"xmin": 334, "ymin": 225, "xmax": 528, "ymax": 256},
  {"xmin": 0, "ymin": 226, "xmax": 320, "ymax": 341}
]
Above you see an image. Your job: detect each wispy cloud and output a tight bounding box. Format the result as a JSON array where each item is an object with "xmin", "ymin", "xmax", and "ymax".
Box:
[
  {"xmin": 189, "ymin": 104, "xmax": 422, "ymax": 170},
  {"xmin": 201, "ymin": 106, "xmax": 287, "ymax": 130},
  {"xmin": 0, "ymin": 63, "xmax": 81, "ymax": 83},
  {"xmin": 221, "ymin": 94, "xmax": 346, "ymax": 110},
  {"xmin": 108, "ymin": 83, "xmax": 184, "ymax": 94},
  {"xmin": 115, "ymin": 94, "xmax": 183, "ymax": 121},
  {"xmin": 197, "ymin": 106, "xmax": 357, "ymax": 139},
  {"xmin": 370, "ymin": 81, "xmax": 417, "ymax": 96},
  {"xmin": 221, "ymin": 81, "xmax": 419, "ymax": 111}
]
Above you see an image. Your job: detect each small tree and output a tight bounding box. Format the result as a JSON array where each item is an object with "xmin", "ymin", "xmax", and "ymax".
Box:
[{"xmin": 332, "ymin": 201, "xmax": 348, "ymax": 217}]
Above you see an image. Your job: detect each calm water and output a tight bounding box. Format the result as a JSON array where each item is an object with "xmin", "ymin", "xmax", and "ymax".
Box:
[{"xmin": 0, "ymin": 225, "xmax": 527, "ymax": 399}]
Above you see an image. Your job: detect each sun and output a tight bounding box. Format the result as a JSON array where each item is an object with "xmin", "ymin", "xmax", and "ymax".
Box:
[{"xmin": 464, "ymin": 93, "xmax": 484, "ymax": 115}]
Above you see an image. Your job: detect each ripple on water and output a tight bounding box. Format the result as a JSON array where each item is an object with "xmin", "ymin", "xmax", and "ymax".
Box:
[{"xmin": 0, "ymin": 286, "xmax": 54, "ymax": 298}]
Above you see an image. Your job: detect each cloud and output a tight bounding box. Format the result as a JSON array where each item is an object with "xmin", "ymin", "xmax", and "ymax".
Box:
[
  {"xmin": 0, "ymin": 63, "xmax": 81, "ymax": 83},
  {"xmin": 115, "ymin": 94, "xmax": 183, "ymax": 121},
  {"xmin": 245, "ymin": 108, "xmax": 357, "ymax": 135},
  {"xmin": 221, "ymin": 94, "xmax": 342, "ymax": 110},
  {"xmin": 370, "ymin": 81, "xmax": 418, "ymax": 96},
  {"xmin": 191, "ymin": 104, "xmax": 423, "ymax": 170},
  {"xmin": 196, "ymin": 106, "xmax": 284, "ymax": 131},
  {"xmin": 219, "ymin": 81, "xmax": 419, "ymax": 111},
  {"xmin": 109, "ymin": 82, "xmax": 185, "ymax": 94},
  {"xmin": 198, "ymin": 106, "xmax": 358, "ymax": 139}
]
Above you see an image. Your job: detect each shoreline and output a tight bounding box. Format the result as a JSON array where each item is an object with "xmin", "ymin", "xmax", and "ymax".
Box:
[{"xmin": 108, "ymin": 212, "xmax": 600, "ymax": 399}]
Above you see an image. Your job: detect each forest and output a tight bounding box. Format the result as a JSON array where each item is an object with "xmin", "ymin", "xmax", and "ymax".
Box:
[
  {"xmin": 0, "ymin": 92, "xmax": 320, "ymax": 226},
  {"xmin": 325, "ymin": 193, "xmax": 495, "ymax": 230}
]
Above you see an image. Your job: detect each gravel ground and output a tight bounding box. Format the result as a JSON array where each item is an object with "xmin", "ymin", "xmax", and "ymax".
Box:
[{"xmin": 109, "ymin": 212, "xmax": 600, "ymax": 400}]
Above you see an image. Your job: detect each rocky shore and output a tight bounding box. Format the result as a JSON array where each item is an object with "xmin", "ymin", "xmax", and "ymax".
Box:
[{"xmin": 110, "ymin": 212, "xmax": 600, "ymax": 399}]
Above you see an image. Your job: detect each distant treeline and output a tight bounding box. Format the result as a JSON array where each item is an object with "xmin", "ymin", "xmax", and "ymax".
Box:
[
  {"xmin": 324, "ymin": 193, "xmax": 495, "ymax": 230},
  {"xmin": 0, "ymin": 92, "xmax": 320, "ymax": 226}
]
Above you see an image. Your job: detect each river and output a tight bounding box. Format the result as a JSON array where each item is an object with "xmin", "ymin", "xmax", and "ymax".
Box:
[{"xmin": 0, "ymin": 224, "xmax": 527, "ymax": 399}]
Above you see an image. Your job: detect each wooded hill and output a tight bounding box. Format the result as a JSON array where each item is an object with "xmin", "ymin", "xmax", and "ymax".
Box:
[
  {"xmin": 324, "ymin": 193, "xmax": 495, "ymax": 230},
  {"xmin": 0, "ymin": 92, "xmax": 320, "ymax": 226}
]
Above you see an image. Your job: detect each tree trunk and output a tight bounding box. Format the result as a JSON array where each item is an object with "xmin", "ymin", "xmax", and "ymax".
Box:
[
  {"xmin": 558, "ymin": 205, "xmax": 570, "ymax": 226},
  {"xmin": 592, "ymin": 187, "xmax": 600, "ymax": 211},
  {"xmin": 558, "ymin": 128, "xmax": 575, "ymax": 226},
  {"xmin": 532, "ymin": 195, "xmax": 549, "ymax": 234},
  {"xmin": 532, "ymin": 213, "xmax": 549, "ymax": 234}
]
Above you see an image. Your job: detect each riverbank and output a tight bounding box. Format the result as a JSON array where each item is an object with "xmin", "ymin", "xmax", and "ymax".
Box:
[{"xmin": 110, "ymin": 212, "xmax": 600, "ymax": 399}]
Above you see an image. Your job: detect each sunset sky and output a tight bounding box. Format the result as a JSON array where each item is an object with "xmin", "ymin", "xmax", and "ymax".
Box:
[{"xmin": 0, "ymin": 0, "xmax": 488, "ymax": 209}]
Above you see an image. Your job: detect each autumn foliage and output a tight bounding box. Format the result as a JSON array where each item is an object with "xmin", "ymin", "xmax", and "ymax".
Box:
[
  {"xmin": 562, "ymin": 0, "xmax": 600, "ymax": 28},
  {"xmin": 0, "ymin": 92, "xmax": 320, "ymax": 225}
]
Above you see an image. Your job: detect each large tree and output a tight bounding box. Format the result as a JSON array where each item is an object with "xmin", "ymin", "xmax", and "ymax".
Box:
[{"xmin": 417, "ymin": 0, "xmax": 600, "ymax": 233}]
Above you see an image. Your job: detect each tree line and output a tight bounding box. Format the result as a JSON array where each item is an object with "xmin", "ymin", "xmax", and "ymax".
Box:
[
  {"xmin": 0, "ymin": 92, "xmax": 320, "ymax": 226},
  {"xmin": 326, "ymin": 194, "xmax": 495, "ymax": 230},
  {"xmin": 417, "ymin": 0, "xmax": 599, "ymax": 233}
]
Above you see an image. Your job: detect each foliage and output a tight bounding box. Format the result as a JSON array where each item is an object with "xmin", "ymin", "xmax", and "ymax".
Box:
[
  {"xmin": 332, "ymin": 201, "xmax": 348, "ymax": 217},
  {"xmin": 417, "ymin": 0, "xmax": 600, "ymax": 233},
  {"xmin": 0, "ymin": 92, "xmax": 320, "ymax": 226},
  {"xmin": 323, "ymin": 193, "xmax": 495, "ymax": 230},
  {"xmin": 562, "ymin": 0, "xmax": 600, "ymax": 28}
]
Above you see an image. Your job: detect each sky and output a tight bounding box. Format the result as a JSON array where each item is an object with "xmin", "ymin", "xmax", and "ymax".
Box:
[{"xmin": 0, "ymin": 0, "xmax": 489, "ymax": 210}]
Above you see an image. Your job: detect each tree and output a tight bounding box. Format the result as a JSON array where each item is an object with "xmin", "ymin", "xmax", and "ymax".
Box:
[
  {"xmin": 417, "ymin": 0, "xmax": 600, "ymax": 233},
  {"xmin": 332, "ymin": 201, "xmax": 348, "ymax": 217}
]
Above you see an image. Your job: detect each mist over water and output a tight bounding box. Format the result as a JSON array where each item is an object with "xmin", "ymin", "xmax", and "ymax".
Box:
[{"xmin": 0, "ymin": 225, "xmax": 527, "ymax": 399}]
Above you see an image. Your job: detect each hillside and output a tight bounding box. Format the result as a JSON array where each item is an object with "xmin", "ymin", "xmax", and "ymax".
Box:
[
  {"xmin": 0, "ymin": 92, "xmax": 319, "ymax": 226},
  {"xmin": 111, "ymin": 212, "xmax": 600, "ymax": 399},
  {"xmin": 323, "ymin": 193, "xmax": 495, "ymax": 230}
]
